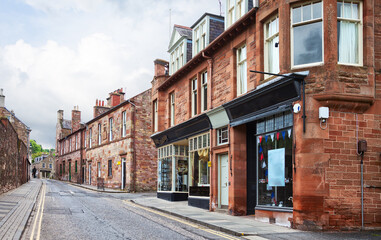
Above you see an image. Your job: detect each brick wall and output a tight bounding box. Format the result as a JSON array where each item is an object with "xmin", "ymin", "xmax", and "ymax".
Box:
[{"xmin": 0, "ymin": 118, "xmax": 29, "ymax": 194}]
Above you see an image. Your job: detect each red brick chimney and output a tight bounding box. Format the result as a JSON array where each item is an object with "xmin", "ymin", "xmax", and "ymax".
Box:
[
  {"xmin": 152, "ymin": 59, "xmax": 169, "ymax": 90},
  {"xmin": 107, "ymin": 88, "xmax": 125, "ymax": 107},
  {"xmin": 71, "ymin": 106, "xmax": 81, "ymax": 132}
]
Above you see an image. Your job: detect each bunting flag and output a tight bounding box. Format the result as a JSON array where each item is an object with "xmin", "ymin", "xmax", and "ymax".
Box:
[
  {"xmin": 259, "ymin": 146, "xmax": 263, "ymax": 153},
  {"xmin": 282, "ymin": 131, "xmax": 286, "ymax": 140},
  {"xmin": 276, "ymin": 132, "xmax": 280, "ymax": 140},
  {"xmin": 265, "ymin": 135, "xmax": 268, "ymax": 142},
  {"xmin": 260, "ymin": 153, "xmax": 264, "ymax": 161},
  {"xmin": 259, "ymin": 136, "xmax": 263, "ymax": 143},
  {"xmin": 262, "ymin": 161, "xmax": 266, "ymax": 169},
  {"xmin": 257, "ymin": 138, "xmax": 260, "ymax": 144},
  {"xmin": 270, "ymin": 134, "xmax": 274, "ymax": 141},
  {"xmin": 288, "ymin": 129, "xmax": 292, "ymax": 137}
]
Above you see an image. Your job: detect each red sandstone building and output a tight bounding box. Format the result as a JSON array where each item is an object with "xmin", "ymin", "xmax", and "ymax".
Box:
[
  {"xmin": 151, "ymin": 0, "xmax": 380, "ymax": 230},
  {"xmin": 56, "ymin": 89, "xmax": 157, "ymax": 192}
]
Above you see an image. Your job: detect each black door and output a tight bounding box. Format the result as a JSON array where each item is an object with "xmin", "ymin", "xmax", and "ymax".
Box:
[{"xmin": 247, "ymin": 121, "xmax": 257, "ymax": 215}]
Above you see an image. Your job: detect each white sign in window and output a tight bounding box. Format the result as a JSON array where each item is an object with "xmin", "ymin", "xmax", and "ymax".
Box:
[{"xmin": 268, "ymin": 148, "xmax": 285, "ymax": 187}]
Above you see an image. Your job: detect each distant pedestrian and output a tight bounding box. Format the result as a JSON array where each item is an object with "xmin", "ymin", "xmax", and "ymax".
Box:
[{"xmin": 32, "ymin": 166, "xmax": 37, "ymax": 178}]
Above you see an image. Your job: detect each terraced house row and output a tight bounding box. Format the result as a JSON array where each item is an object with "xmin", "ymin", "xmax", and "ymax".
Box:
[
  {"xmin": 55, "ymin": 89, "xmax": 156, "ymax": 192},
  {"xmin": 55, "ymin": 0, "xmax": 380, "ymax": 231},
  {"xmin": 151, "ymin": 0, "xmax": 380, "ymax": 231}
]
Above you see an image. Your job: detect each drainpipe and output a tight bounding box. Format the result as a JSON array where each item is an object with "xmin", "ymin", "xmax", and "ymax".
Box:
[
  {"xmin": 202, "ymin": 51, "xmax": 213, "ymax": 109},
  {"xmin": 128, "ymin": 99, "xmax": 137, "ymax": 192}
]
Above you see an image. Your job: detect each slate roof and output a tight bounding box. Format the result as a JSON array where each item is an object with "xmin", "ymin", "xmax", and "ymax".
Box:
[{"xmin": 174, "ymin": 25, "xmax": 192, "ymax": 40}]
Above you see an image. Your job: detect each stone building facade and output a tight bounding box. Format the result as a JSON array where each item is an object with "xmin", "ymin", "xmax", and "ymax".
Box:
[
  {"xmin": 0, "ymin": 89, "xmax": 30, "ymax": 194},
  {"xmin": 33, "ymin": 152, "xmax": 55, "ymax": 178},
  {"xmin": 56, "ymin": 106, "xmax": 86, "ymax": 183},
  {"xmin": 85, "ymin": 89, "xmax": 156, "ymax": 191},
  {"xmin": 55, "ymin": 89, "xmax": 157, "ymax": 192},
  {"xmin": 151, "ymin": 0, "xmax": 380, "ymax": 231}
]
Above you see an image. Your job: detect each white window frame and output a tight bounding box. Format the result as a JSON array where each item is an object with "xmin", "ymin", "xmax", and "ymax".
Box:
[
  {"xmin": 191, "ymin": 78, "xmax": 198, "ymax": 117},
  {"xmin": 264, "ymin": 15, "xmax": 280, "ymax": 78},
  {"xmin": 75, "ymin": 135, "xmax": 78, "ymax": 150},
  {"xmin": 337, "ymin": 0, "xmax": 363, "ymax": 66},
  {"xmin": 193, "ymin": 20, "xmax": 208, "ymax": 56},
  {"xmin": 98, "ymin": 123, "xmax": 101, "ymax": 145},
  {"xmin": 291, "ymin": 1, "xmax": 324, "ymax": 69},
  {"xmin": 69, "ymin": 138, "xmax": 71, "ymax": 152},
  {"xmin": 227, "ymin": 0, "xmax": 235, "ymax": 28},
  {"xmin": 97, "ymin": 162, "xmax": 101, "ymax": 178},
  {"xmin": 188, "ymin": 132, "xmax": 210, "ymax": 186},
  {"xmin": 217, "ymin": 126, "xmax": 229, "ymax": 145},
  {"xmin": 237, "ymin": 44, "xmax": 247, "ymax": 96},
  {"xmin": 122, "ymin": 111, "xmax": 126, "ymax": 137},
  {"xmin": 84, "ymin": 131, "xmax": 87, "ymax": 148},
  {"xmin": 89, "ymin": 128, "xmax": 92, "ymax": 148},
  {"xmin": 201, "ymin": 71, "xmax": 208, "ymax": 112},
  {"xmin": 154, "ymin": 100, "xmax": 158, "ymax": 132},
  {"xmin": 109, "ymin": 118, "xmax": 113, "ymax": 141},
  {"xmin": 170, "ymin": 92, "xmax": 175, "ymax": 127}
]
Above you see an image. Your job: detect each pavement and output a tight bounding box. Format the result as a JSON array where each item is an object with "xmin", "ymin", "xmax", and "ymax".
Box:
[{"xmin": 0, "ymin": 178, "xmax": 42, "ymax": 240}]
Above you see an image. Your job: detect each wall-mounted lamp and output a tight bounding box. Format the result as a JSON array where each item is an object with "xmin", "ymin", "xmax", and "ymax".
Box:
[{"xmin": 319, "ymin": 107, "xmax": 329, "ymax": 129}]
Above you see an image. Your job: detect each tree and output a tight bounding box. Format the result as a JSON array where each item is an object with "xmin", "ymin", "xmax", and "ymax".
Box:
[{"xmin": 30, "ymin": 140, "xmax": 42, "ymax": 154}]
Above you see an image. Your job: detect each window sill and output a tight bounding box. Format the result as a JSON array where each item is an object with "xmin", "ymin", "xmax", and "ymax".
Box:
[
  {"xmin": 337, "ymin": 62, "xmax": 363, "ymax": 67},
  {"xmin": 291, "ymin": 62, "xmax": 323, "ymax": 70}
]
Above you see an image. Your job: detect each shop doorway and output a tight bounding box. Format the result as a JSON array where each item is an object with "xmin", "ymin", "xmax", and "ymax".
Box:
[
  {"xmin": 218, "ymin": 154, "xmax": 229, "ymax": 208},
  {"xmin": 121, "ymin": 158, "xmax": 126, "ymax": 190}
]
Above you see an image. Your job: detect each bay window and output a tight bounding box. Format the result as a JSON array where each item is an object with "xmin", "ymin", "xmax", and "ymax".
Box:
[
  {"xmin": 337, "ymin": 0, "xmax": 362, "ymax": 65},
  {"xmin": 291, "ymin": 1, "xmax": 323, "ymax": 67}
]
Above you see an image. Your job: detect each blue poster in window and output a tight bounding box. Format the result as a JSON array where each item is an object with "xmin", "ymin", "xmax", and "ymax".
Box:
[{"xmin": 268, "ymin": 148, "xmax": 285, "ymax": 187}]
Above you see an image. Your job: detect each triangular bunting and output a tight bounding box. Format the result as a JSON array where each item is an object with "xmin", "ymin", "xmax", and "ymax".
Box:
[
  {"xmin": 276, "ymin": 132, "xmax": 280, "ymax": 140},
  {"xmin": 282, "ymin": 131, "xmax": 286, "ymax": 140},
  {"xmin": 288, "ymin": 129, "xmax": 292, "ymax": 137}
]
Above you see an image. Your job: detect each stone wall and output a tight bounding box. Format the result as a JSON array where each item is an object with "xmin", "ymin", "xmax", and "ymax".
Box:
[{"xmin": 0, "ymin": 118, "xmax": 29, "ymax": 194}]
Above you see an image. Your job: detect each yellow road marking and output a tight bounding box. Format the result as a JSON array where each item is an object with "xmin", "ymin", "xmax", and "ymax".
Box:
[
  {"xmin": 30, "ymin": 182, "xmax": 46, "ymax": 240},
  {"xmin": 123, "ymin": 200, "xmax": 241, "ymax": 240}
]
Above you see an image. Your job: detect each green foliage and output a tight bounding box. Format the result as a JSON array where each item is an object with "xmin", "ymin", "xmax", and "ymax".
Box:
[
  {"xmin": 32, "ymin": 152, "xmax": 43, "ymax": 160},
  {"xmin": 30, "ymin": 140, "xmax": 42, "ymax": 154}
]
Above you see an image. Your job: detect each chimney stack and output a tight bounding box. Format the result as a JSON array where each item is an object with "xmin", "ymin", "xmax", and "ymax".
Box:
[
  {"xmin": 71, "ymin": 106, "xmax": 81, "ymax": 132},
  {"xmin": 0, "ymin": 89, "xmax": 5, "ymax": 108},
  {"xmin": 107, "ymin": 88, "xmax": 125, "ymax": 107}
]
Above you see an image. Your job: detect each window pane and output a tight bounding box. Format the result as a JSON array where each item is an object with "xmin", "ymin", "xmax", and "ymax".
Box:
[
  {"xmin": 343, "ymin": 2, "xmax": 351, "ymax": 18},
  {"xmin": 302, "ymin": 4, "xmax": 311, "ymax": 21},
  {"xmin": 337, "ymin": 2, "xmax": 342, "ymax": 17},
  {"xmin": 338, "ymin": 20, "xmax": 358, "ymax": 64},
  {"xmin": 313, "ymin": 2, "xmax": 322, "ymax": 19},
  {"xmin": 292, "ymin": 6, "xmax": 301, "ymax": 24},
  {"xmin": 293, "ymin": 21, "xmax": 322, "ymax": 65},
  {"xmin": 352, "ymin": 3, "xmax": 359, "ymax": 19}
]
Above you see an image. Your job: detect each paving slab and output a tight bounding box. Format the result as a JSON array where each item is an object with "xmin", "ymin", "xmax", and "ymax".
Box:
[{"xmin": 0, "ymin": 179, "xmax": 42, "ymax": 240}]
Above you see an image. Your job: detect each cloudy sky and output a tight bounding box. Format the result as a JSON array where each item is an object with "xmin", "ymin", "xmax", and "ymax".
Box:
[{"xmin": 0, "ymin": 0, "xmax": 225, "ymax": 149}]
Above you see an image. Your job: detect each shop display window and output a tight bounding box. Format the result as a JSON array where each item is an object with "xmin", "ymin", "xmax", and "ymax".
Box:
[
  {"xmin": 189, "ymin": 133, "xmax": 210, "ymax": 187},
  {"xmin": 158, "ymin": 144, "xmax": 188, "ymax": 192},
  {"xmin": 257, "ymin": 112, "xmax": 293, "ymax": 209}
]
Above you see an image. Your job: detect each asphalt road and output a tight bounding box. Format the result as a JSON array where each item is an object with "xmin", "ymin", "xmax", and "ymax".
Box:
[{"xmin": 22, "ymin": 179, "xmax": 241, "ymax": 240}]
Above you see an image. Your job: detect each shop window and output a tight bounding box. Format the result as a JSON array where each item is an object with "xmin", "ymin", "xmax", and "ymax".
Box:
[
  {"xmin": 189, "ymin": 133, "xmax": 210, "ymax": 187},
  {"xmin": 291, "ymin": 1, "xmax": 323, "ymax": 67},
  {"xmin": 201, "ymin": 71, "xmax": 207, "ymax": 112},
  {"xmin": 108, "ymin": 160, "xmax": 112, "ymax": 177},
  {"xmin": 158, "ymin": 144, "xmax": 189, "ymax": 192},
  {"xmin": 337, "ymin": 0, "xmax": 362, "ymax": 65},
  {"xmin": 191, "ymin": 78, "xmax": 198, "ymax": 116},
  {"xmin": 217, "ymin": 126, "xmax": 229, "ymax": 145},
  {"xmin": 237, "ymin": 45, "xmax": 247, "ymax": 95},
  {"xmin": 256, "ymin": 112, "xmax": 293, "ymax": 209},
  {"xmin": 264, "ymin": 15, "xmax": 280, "ymax": 77}
]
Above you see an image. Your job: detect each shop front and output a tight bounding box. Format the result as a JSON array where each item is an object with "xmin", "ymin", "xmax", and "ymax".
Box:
[
  {"xmin": 152, "ymin": 114, "xmax": 211, "ymax": 204},
  {"xmin": 223, "ymin": 72, "xmax": 307, "ymax": 224}
]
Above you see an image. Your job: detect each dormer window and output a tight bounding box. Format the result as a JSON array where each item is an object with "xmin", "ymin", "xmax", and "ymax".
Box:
[
  {"xmin": 225, "ymin": 0, "xmax": 251, "ymax": 29},
  {"xmin": 168, "ymin": 25, "xmax": 192, "ymax": 75},
  {"xmin": 193, "ymin": 21, "xmax": 207, "ymax": 56}
]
